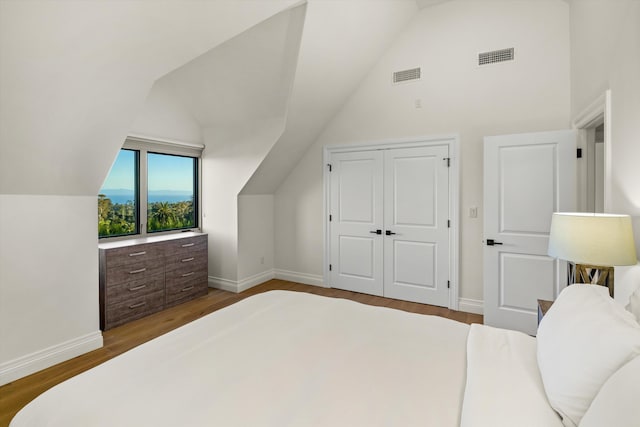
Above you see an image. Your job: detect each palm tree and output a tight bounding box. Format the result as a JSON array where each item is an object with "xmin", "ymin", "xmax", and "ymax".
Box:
[{"xmin": 151, "ymin": 201, "xmax": 176, "ymax": 229}]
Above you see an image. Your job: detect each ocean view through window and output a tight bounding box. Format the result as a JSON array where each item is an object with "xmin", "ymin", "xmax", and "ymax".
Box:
[
  {"xmin": 147, "ymin": 152, "xmax": 197, "ymax": 232},
  {"xmin": 98, "ymin": 149, "xmax": 138, "ymax": 238},
  {"xmin": 98, "ymin": 140, "xmax": 201, "ymax": 239}
]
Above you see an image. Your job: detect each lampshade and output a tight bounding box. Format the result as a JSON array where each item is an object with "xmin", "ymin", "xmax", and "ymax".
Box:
[{"xmin": 548, "ymin": 212, "xmax": 637, "ymax": 266}]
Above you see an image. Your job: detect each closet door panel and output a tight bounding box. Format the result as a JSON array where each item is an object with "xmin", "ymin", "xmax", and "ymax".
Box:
[
  {"xmin": 329, "ymin": 151, "xmax": 384, "ymax": 296},
  {"xmin": 383, "ymin": 145, "xmax": 450, "ymax": 307}
]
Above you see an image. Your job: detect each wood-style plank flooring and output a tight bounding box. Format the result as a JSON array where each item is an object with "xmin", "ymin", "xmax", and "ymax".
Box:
[{"xmin": 0, "ymin": 280, "xmax": 482, "ymax": 426}]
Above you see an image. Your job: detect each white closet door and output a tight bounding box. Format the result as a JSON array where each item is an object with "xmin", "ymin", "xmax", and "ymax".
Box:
[
  {"xmin": 330, "ymin": 150, "xmax": 384, "ymax": 296},
  {"xmin": 383, "ymin": 146, "xmax": 450, "ymax": 306}
]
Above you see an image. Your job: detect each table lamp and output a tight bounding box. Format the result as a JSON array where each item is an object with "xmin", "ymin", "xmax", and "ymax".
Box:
[{"xmin": 547, "ymin": 212, "xmax": 637, "ymax": 297}]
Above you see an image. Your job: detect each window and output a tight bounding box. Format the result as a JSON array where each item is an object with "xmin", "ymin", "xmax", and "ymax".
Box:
[
  {"xmin": 147, "ymin": 153, "xmax": 197, "ymax": 233},
  {"xmin": 98, "ymin": 149, "xmax": 139, "ymax": 238},
  {"xmin": 98, "ymin": 138, "xmax": 202, "ymax": 239}
]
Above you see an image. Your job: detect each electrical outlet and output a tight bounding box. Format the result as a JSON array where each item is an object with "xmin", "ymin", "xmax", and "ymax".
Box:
[{"xmin": 260, "ymin": 256, "xmax": 264, "ymax": 265}]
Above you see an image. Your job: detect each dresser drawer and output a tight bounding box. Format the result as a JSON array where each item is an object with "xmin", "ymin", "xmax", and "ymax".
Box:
[
  {"xmin": 104, "ymin": 244, "xmax": 164, "ymax": 269},
  {"xmin": 165, "ymin": 274, "xmax": 207, "ymax": 307},
  {"xmin": 164, "ymin": 235, "xmax": 207, "ymax": 257},
  {"xmin": 105, "ymin": 258, "xmax": 165, "ymax": 286},
  {"xmin": 165, "ymin": 258, "xmax": 207, "ymax": 282},
  {"xmin": 104, "ymin": 289, "xmax": 165, "ymax": 330},
  {"xmin": 165, "ymin": 247, "xmax": 207, "ymax": 273},
  {"xmin": 105, "ymin": 273, "xmax": 164, "ymax": 306}
]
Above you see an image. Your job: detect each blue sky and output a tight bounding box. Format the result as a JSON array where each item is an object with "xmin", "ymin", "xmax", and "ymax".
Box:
[{"xmin": 100, "ymin": 150, "xmax": 195, "ymax": 193}]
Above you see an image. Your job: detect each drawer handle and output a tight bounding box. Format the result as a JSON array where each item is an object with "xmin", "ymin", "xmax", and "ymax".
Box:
[
  {"xmin": 129, "ymin": 284, "xmax": 147, "ymax": 291},
  {"xmin": 181, "ymin": 285, "xmax": 195, "ymax": 292},
  {"xmin": 128, "ymin": 251, "xmax": 146, "ymax": 257},
  {"xmin": 129, "ymin": 301, "xmax": 146, "ymax": 309},
  {"xmin": 129, "ymin": 268, "xmax": 147, "ymax": 274},
  {"xmin": 181, "ymin": 257, "xmax": 195, "ymax": 263},
  {"xmin": 181, "ymin": 272, "xmax": 194, "ymax": 277},
  {"xmin": 181, "ymin": 243, "xmax": 195, "ymax": 248}
]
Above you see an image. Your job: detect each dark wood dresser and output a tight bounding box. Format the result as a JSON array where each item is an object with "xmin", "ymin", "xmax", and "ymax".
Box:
[{"xmin": 99, "ymin": 233, "xmax": 208, "ymax": 330}]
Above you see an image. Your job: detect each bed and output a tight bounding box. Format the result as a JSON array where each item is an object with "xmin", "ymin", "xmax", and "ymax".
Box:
[{"xmin": 10, "ymin": 285, "xmax": 640, "ymax": 426}]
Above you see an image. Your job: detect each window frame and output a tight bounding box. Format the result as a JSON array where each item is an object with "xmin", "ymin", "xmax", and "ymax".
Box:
[{"xmin": 99, "ymin": 136, "xmax": 203, "ymax": 241}]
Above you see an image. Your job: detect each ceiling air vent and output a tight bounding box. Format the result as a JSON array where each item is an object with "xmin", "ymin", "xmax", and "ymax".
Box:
[
  {"xmin": 478, "ymin": 48, "xmax": 514, "ymax": 66},
  {"xmin": 393, "ymin": 67, "xmax": 421, "ymax": 84}
]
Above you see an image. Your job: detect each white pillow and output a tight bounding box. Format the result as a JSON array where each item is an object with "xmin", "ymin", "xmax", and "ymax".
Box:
[
  {"xmin": 580, "ymin": 356, "xmax": 640, "ymax": 427},
  {"xmin": 625, "ymin": 286, "xmax": 640, "ymax": 322},
  {"xmin": 537, "ymin": 284, "xmax": 640, "ymax": 427}
]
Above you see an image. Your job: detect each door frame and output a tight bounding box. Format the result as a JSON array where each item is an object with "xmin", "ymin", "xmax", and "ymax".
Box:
[
  {"xmin": 573, "ymin": 90, "xmax": 612, "ymax": 212},
  {"xmin": 323, "ymin": 134, "xmax": 460, "ymax": 310}
]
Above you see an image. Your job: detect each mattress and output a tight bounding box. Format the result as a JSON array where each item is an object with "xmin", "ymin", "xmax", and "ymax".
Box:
[{"xmin": 11, "ymin": 291, "xmax": 471, "ymax": 426}]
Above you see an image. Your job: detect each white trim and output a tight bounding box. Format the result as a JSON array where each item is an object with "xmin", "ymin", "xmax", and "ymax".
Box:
[
  {"xmin": 0, "ymin": 331, "xmax": 103, "ymax": 386},
  {"xmin": 238, "ymin": 270, "xmax": 276, "ymax": 293},
  {"xmin": 572, "ymin": 90, "xmax": 612, "ymax": 212},
  {"xmin": 458, "ymin": 298, "xmax": 484, "ymax": 315},
  {"xmin": 274, "ymin": 269, "xmax": 326, "ymax": 287},
  {"xmin": 208, "ymin": 275, "xmax": 240, "ymax": 292},
  {"xmin": 323, "ymin": 134, "xmax": 460, "ymax": 310},
  {"xmin": 127, "ymin": 133, "xmax": 205, "ymax": 150},
  {"xmin": 209, "ymin": 269, "xmax": 325, "ymax": 292},
  {"xmin": 572, "ymin": 93, "xmax": 606, "ymax": 129},
  {"xmin": 603, "ymin": 90, "xmax": 612, "ymax": 212}
]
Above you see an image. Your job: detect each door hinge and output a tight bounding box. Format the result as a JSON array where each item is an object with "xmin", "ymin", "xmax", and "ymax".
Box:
[
  {"xmin": 447, "ymin": 280, "xmax": 450, "ymax": 289},
  {"xmin": 577, "ymin": 148, "xmax": 583, "ymax": 158},
  {"xmin": 329, "ymin": 264, "xmax": 332, "ymax": 271},
  {"xmin": 327, "ymin": 163, "xmax": 332, "ymax": 172},
  {"xmin": 444, "ymin": 157, "xmax": 451, "ymax": 167},
  {"xmin": 447, "ymin": 220, "xmax": 450, "ymax": 228}
]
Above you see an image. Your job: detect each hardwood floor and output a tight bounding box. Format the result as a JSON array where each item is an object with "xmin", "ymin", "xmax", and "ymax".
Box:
[{"xmin": 0, "ymin": 280, "xmax": 482, "ymax": 426}]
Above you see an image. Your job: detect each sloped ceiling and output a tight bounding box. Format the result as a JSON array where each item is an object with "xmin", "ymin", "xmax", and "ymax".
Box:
[
  {"xmin": 241, "ymin": 0, "xmax": 418, "ymax": 194},
  {"xmin": 158, "ymin": 5, "xmax": 304, "ymax": 129},
  {"xmin": 0, "ymin": 0, "xmax": 300, "ymax": 195}
]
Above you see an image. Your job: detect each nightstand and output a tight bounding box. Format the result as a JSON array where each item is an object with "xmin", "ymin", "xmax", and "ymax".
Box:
[{"xmin": 537, "ymin": 299, "xmax": 553, "ymax": 326}]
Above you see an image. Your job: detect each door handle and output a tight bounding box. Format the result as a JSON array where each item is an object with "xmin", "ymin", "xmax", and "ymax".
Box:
[
  {"xmin": 369, "ymin": 229, "xmax": 382, "ymax": 235},
  {"xmin": 486, "ymin": 239, "xmax": 503, "ymax": 246},
  {"xmin": 385, "ymin": 230, "xmax": 396, "ymax": 236}
]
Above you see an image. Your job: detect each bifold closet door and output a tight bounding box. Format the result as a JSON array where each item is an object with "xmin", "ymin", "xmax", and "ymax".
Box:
[
  {"xmin": 330, "ymin": 145, "xmax": 450, "ymax": 307},
  {"xmin": 329, "ymin": 150, "xmax": 384, "ymax": 296},
  {"xmin": 382, "ymin": 146, "xmax": 450, "ymax": 307}
]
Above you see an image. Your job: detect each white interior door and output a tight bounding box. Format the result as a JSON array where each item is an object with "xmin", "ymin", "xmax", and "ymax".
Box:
[
  {"xmin": 330, "ymin": 150, "xmax": 384, "ymax": 296},
  {"xmin": 484, "ymin": 130, "xmax": 575, "ymax": 335},
  {"xmin": 383, "ymin": 146, "xmax": 450, "ymax": 306}
]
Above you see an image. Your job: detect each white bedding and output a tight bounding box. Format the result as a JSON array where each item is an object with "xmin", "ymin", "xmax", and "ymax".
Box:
[
  {"xmin": 461, "ymin": 324, "xmax": 562, "ymax": 427},
  {"xmin": 11, "ymin": 291, "xmax": 556, "ymax": 426}
]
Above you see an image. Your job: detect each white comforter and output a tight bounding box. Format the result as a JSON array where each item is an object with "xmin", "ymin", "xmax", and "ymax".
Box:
[{"xmin": 11, "ymin": 291, "xmax": 560, "ymax": 426}]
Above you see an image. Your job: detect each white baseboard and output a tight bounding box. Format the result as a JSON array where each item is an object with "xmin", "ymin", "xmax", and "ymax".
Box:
[
  {"xmin": 274, "ymin": 269, "xmax": 326, "ymax": 287},
  {"xmin": 237, "ymin": 270, "xmax": 276, "ymax": 292},
  {"xmin": 209, "ymin": 270, "xmax": 276, "ymax": 293},
  {"xmin": 0, "ymin": 331, "xmax": 103, "ymax": 386},
  {"xmin": 209, "ymin": 269, "xmax": 326, "ymax": 293},
  {"xmin": 458, "ymin": 298, "xmax": 484, "ymax": 315}
]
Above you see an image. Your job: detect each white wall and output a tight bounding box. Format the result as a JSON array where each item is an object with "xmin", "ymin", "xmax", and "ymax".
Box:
[
  {"xmin": 570, "ymin": 0, "xmax": 640, "ymax": 303},
  {"xmin": 275, "ymin": 0, "xmax": 571, "ymax": 303},
  {"xmin": 238, "ymin": 195, "xmax": 275, "ymax": 282},
  {"xmin": 129, "ymin": 79, "xmax": 203, "ymax": 145},
  {"xmin": 0, "ymin": 196, "xmax": 102, "ymax": 385},
  {"xmin": 203, "ymin": 119, "xmax": 286, "ymax": 285}
]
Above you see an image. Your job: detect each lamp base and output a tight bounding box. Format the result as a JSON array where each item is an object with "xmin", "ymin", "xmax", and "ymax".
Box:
[{"xmin": 568, "ymin": 262, "xmax": 614, "ymax": 297}]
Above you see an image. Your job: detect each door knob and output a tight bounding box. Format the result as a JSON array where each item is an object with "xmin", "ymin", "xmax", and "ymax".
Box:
[
  {"xmin": 369, "ymin": 229, "xmax": 382, "ymax": 235},
  {"xmin": 486, "ymin": 239, "xmax": 503, "ymax": 246},
  {"xmin": 385, "ymin": 230, "xmax": 396, "ymax": 236}
]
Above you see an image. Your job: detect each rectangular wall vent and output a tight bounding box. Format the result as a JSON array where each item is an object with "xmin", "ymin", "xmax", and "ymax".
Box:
[
  {"xmin": 393, "ymin": 67, "xmax": 421, "ymax": 84},
  {"xmin": 478, "ymin": 48, "xmax": 514, "ymax": 66}
]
